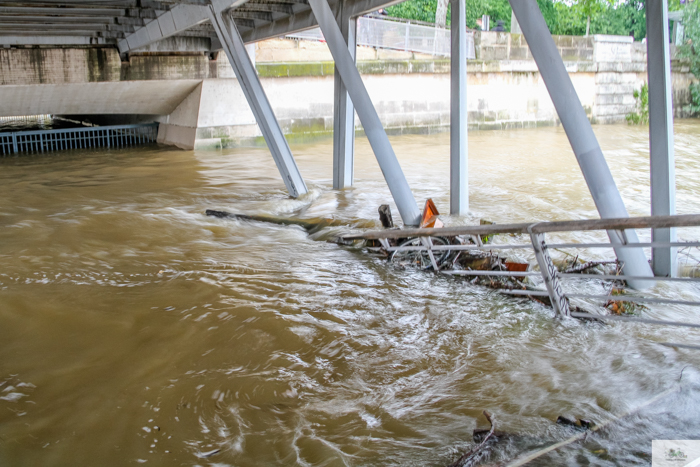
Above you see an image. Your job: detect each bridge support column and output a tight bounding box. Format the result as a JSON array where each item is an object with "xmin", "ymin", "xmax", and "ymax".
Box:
[
  {"xmin": 647, "ymin": 0, "xmax": 677, "ymax": 277},
  {"xmin": 208, "ymin": 6, "xmax": 307, "ymax": 198},
  {"xmin": 332, "ymin": 6, "xmax": 356, "ymax": 190},
  {"xmin": 309, "ymin": 0, "xmax": 421, "ymax": 225},
  {"xmin": 450, "ymin": 0, "xmax": 468, "ymax": 215},
  {"xmin": 509, "ymin": 0, "xmax": 653, "ymax": 286}
]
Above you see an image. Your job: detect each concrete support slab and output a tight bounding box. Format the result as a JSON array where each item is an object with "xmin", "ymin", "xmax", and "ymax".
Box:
[
  {"xmin": 332, "ymin": 6, "xmax": 356, "ymax": 190},
  {"xmin": 509, "ymin": 0, "xmax": 653, "ymax": 286},
  {"xmin": 308, "ymin": 0, "xmax": 421, "ymax": 226},
  {"xmin": 647, "ymin": 0, "xmax": 677, "ymax": 277},
  {"xmin": 450, "ymin": 0, "xmax": 468, "ymax": 215},
  {"xmin": 208, "ymin": 6, "xmax": 308, "ymax": 198}
]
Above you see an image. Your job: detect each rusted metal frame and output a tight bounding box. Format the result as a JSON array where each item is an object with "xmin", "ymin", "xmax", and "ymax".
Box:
[{"xmin": 529, "ymin": 228, "xmax": 570, "ymax": 318}]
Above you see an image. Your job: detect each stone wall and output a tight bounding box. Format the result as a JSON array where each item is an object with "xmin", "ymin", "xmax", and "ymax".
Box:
[{"xmin": 0, "ymin": 32, "xmax": 696, "ymax": 149}]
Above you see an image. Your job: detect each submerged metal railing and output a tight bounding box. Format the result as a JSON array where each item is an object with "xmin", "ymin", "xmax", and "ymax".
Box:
[
  {"xmin": 342, "ymin": 214, "xmax": 700, "ymax": 347},
  {"xmin": 0, "ymin": 123, "xmax": 159, "ymax": 156}
]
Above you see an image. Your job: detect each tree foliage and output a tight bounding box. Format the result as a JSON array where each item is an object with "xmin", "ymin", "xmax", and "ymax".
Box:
[
  {"xmin": 384, "ymin": 0, "xmax": 677, "ymax": 42},
  {"xmin": 626, "ymin": 83, "xmax": 649, "ymax": 124},
  {"xmin": 679, "ymin": 0, "xmax": 700, "ymax": 116},
  {"xmin": 679, "ymin": 0, "xmax": 700, "ymax": 78}
]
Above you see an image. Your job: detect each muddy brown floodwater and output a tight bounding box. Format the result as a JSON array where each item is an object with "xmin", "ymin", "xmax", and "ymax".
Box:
[{"xmin": 1, "ymin": 121, "xmax": 700, "ymax": 466}]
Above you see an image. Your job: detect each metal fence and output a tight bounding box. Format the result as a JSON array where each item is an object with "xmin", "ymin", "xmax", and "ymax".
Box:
[
  {"xmin": 342, "ymin": 214, "xmax": 700, "ymax": 348},
  {"xmin": 287, "ymin": 15, "xmax": 476, "ymax": 59},
  {"xmin": 0, "ymin": 123, "xmax": 159, "ymax": 156}
]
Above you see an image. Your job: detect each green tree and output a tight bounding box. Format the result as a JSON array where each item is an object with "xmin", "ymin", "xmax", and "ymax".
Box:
[
  {"xmin": 679, "ymin": 0, "xmax": 700, "ymax": 115},
  {"xmin": 572, "ymin": 0, "xmax": 615, "ymax": 36},
  {"xmin": 679, "ymin": 0, "xmax": 700, "ymax": 78},
  {"xmin": 385, "ymin": 0, "xmax": 443, "ymax": 24}
]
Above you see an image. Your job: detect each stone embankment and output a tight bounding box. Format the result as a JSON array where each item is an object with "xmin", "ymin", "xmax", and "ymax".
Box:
[{"xmin": 0, "ymin": 31, "xmax": 694, "ymax": 149}]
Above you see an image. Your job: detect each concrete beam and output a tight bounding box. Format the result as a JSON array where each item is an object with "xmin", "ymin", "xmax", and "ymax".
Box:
[{"xmin": 0, "ymin": 80, "xmax": 201, "ymax": 117}]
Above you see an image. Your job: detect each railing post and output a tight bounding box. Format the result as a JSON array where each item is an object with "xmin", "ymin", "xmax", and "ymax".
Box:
[
  {"xmin": 12, "ymin": 133, "xmax": 18, "ymax": 154},
  {"xmin": 529, "ymin": 228, "xmax": 570, "ymax": 318}
]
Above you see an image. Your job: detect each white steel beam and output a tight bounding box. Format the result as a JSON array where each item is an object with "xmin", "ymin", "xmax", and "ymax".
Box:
[
  {"xmin": 208, "ymin": 6, "xmax": 308, "ymax": 198},
  {"xmin": 118, "ymin": 3, "xmax": 210, "ymax": 53},
  {"xmin": 509, "ymin": 0, "xmax": 653, "ymax": 286},
  {"xmin": 308, "ymin": 0, "xmax": 421, "ymax": 226},
  {"xmin": 332, "ymin": 3, "xmax": 356, "ymax": 189},
  {"xmin": 646, "ymin": 0, "xmax": 677, "ymax": 277},
  {"xmin": 450, "ymin": 0, "xmax": 468, "ymax": 215},
  {"xmin": 118, "ymin": 0, "xmax": 404, "ymax": 52}
]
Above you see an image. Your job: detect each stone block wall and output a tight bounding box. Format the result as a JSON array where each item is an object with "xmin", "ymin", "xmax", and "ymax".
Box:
[{"xmin": 0, "ymin": 31, "xmax": 696, "ymax": 148}]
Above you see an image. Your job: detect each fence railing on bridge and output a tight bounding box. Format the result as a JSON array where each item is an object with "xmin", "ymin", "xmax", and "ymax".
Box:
[
  {"xmin": 287, "ymin": 14, "xmax": 476, "ymax": 59},
  {"xmin": 342, "ymin": 214, "xmax": 700, "ymax": 349},
  {"xmin": 0, "ymin": 123, "xmax": 159, "ymax": 156}
]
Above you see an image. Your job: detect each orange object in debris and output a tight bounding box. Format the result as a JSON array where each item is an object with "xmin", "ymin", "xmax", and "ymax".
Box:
[{"xmin": 420, "ymin": 198, "xmax": 444, "ymax": 229}]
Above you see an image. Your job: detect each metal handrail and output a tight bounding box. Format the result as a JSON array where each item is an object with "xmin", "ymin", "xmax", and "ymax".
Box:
[
  {"xmin": 0, "ymin": 123, "xmax": 159, "ymax": 156},
  {"xmin": 341, "ymin": 213, "xmax": 700, "ymax": 240},
  {"xmin": 0, "ymin": 123, "xmax": 158, "ymax": 138}
]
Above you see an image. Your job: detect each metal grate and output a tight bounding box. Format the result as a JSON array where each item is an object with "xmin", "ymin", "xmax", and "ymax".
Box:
[
  {"xmin": 287, "ymin": 15, "xmax": 476, "ymax": 59},
  {"xmin": 0, "ymin": 123, "xmax": 159, "ymax": 156}
]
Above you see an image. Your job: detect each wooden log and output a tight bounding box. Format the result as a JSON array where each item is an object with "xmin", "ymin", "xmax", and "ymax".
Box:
[{"xmin": 206, "ymin": 209, "xmax": 350, "ymax": 233}]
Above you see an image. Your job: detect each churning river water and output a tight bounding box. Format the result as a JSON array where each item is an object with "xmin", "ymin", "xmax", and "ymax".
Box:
[{"xmin": 1, "ymin": 121, "xmax": 699, "ymax": 466}]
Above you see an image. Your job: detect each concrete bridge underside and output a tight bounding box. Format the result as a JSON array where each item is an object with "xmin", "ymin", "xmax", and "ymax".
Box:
[{"xmin": 0, "ymin": 0, "xmax": 678, "ymax": 277}]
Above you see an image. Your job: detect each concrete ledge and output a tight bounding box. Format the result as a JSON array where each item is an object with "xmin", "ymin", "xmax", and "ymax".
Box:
[{"xmin": 157, "ymin": 123, "xmax": 196, "ymax": 150}]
